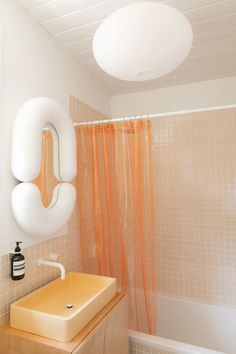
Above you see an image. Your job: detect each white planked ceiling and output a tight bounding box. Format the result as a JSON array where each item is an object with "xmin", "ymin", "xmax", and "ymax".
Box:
[{"xmin": 16, "ymin": 0, "xmax": 236, "ymax": 94}]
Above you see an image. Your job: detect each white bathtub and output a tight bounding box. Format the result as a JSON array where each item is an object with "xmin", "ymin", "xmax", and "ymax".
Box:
[
  {"xmin": 129, "ymin": 294, "xmax": 236, "ymax": 354},
  {"xmin": 129, "ymin": 330, "xmax": 226, "ymax": 354}
]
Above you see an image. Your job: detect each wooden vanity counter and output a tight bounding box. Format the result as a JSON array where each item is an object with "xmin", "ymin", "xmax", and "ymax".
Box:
[{"xmin": 0, "ymin": 293, "xmax": 128, "ymax": 354}]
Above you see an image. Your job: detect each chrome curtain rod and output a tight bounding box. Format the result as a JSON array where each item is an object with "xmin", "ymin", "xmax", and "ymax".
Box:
[{"xmin": 73, "ymin": 104, "xmax": 236, "ymax": 127}]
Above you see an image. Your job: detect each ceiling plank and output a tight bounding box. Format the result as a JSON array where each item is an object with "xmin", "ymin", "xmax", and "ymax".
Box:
[
  {"xmin": 194, "ymin": 26, "xmax": 236, "ymax": 45},
  {"xmin": 52, "ymin": 21, "xmax": 101, "ymax": 44},
  {"xmin": 40, "ymin": 0, "xmax": 136, "ymax": 34},
  {"xmin": 189, "ymin": 37, "xmax": 236, "ymax": 57},
  {"xmin": 192, "ymin": 12, "xmax": 236, "ymax": 34},
  {"xmin": 27, "ymin": 0, "xmax": 107, "ymax": 22},
  {"xmin": 164, "ymin": 0, "xmax": 223, "ymax": 12},
  {"xmin": 185, "ymin": 1, "xmax": 236, "ymax": 23},
  {"xmin": 17, "ymin": 0, "xmax": 50, "ymax": 10}
]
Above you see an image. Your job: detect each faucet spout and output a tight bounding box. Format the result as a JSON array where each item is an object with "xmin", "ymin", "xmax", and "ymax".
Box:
[{"xmin": 37, "ymin": 258, "xmax": 66, "ymax": 280}]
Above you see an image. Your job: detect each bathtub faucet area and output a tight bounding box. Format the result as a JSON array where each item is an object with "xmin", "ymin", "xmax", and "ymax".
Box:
[{"xmin": 37, "ymin": 257, "xmax": 66, "ymax": 280}]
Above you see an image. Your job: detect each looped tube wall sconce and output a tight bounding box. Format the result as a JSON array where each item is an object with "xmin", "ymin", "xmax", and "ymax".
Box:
[{"xmin": 11, "ymin": 97, "xmax": 77, "ymax": 237}]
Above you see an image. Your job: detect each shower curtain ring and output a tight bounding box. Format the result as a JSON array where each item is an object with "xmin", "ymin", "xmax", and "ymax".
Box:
[
  {"xmin": 99, "ymin": 119, "xmax": 102, "ymax": 130},
  {"xmin": 128, "ymin": 114, "xmax": 131, "ymax": 126}
]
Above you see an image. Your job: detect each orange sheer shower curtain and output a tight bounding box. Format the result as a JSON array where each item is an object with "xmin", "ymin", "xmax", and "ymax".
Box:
[
  {"xmin": 35, "ymin": 119, "xmax": 157, "ymax": 334},
  {"xmin": 75, "ymin": 120, "xmax": 157, "ymax": 334}
]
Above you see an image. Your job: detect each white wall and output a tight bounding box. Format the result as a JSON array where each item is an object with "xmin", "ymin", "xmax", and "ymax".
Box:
[
  {"xmin": 0, "ymin": 0, "xmax": 110, "ymax": 255},
  {"xmin": 111, "ymin": 76, "xmax": 236, "ymax": 117}
]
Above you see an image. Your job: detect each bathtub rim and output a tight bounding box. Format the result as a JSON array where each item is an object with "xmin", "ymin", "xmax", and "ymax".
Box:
[{"xmin": 129, "ymin": 330, "xmax": 227, "ymax": 354}]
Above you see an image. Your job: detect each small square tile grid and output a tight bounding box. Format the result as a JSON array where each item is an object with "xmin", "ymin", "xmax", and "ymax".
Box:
[
  {"xmin": 129, "ymin": 340, "xmax": 173, "ymax": 354},
  {"xmin": 69, "ymin": 95, "xmax": 108, "ymax": 123},
  {"xmin": 154, "ymin": 108, "xmax": 236, "ymax": 306},
  {"xmin": 0, "ymin": 209, "xmax": 81, "ymax": 325}
]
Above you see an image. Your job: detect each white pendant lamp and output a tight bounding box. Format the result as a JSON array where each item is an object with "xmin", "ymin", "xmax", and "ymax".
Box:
[{"xmin": 93, "ymin": 2, "xmax": 193, "ymax": 81}]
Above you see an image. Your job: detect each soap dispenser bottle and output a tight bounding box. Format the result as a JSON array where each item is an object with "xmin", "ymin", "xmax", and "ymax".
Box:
[{"xmin": 11, "ymin": 242, "xmax": 25, "ymax": 281}]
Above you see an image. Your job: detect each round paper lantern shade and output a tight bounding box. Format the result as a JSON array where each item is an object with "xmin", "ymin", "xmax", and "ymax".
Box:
[{"xmin": 93, "ymin": 2, "xmax": 193, "ymax": 81}]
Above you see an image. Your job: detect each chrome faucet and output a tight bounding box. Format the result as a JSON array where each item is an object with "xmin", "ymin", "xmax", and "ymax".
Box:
[{"xmin": 37, "ymin": 254, "xmax": 66, "ymax": 280}]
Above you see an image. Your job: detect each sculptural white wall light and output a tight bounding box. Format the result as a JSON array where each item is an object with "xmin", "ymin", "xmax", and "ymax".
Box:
[
  {"xmin": 11, "ymin": 97, "xmax": 77, "ymax": 237},
  {"xmin": 93, "ymin": 2, "xmax": 193, "ymax": 81}
]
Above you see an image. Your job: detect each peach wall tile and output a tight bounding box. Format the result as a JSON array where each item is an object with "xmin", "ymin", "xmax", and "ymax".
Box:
[
  {"xmin": 69, "ymin": 96, "xmax": 108, "ymax": 123},
  {"xmin": 0, "ymin": 210, "xmax": 81, "ymax": 325},
  {"xmin": 154, "ymin": 108, "xmax": 236, "ymax": 306}
]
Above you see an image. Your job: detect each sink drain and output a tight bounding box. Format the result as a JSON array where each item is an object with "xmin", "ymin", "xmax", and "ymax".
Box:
[{"xmin": 65, "ymin": 304, "xmax": 74, "ymax": 309}]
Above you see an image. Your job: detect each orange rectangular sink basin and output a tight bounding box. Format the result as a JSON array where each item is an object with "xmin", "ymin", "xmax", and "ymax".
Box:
[{"xmin": 10, "ymin": 272, "xmax": 116, "ymax": 342}]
